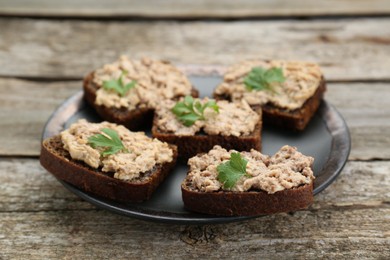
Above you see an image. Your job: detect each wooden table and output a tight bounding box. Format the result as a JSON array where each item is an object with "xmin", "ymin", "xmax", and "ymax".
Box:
[{"xmin": 1, "ymin": 1, "xmax": 389, "ymax": 258}]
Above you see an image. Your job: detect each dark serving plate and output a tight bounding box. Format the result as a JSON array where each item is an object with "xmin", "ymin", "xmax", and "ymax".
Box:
[{"xmin": 42, "ymin": 73, "xmax": 351, "ymax": 224}]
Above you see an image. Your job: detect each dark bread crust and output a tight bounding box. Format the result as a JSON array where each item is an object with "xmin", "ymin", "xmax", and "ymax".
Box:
[
  {"xmin": 40, "ymin": 135, "xmax": 178, "ymax": 203},
  {"xmin": 83, "ymin": 72, "xmax": 199, "ymax": 131},
  {"xmin": 151, "ymin": 114, "xmax": 262, "ymax": 160},
  {"xmin": 214, "ymin": 78, "xmax": 326, "ymax": 131},
  {"xmin": 181, "ymin": 181, "xmax": 313, "ymax": 216}
]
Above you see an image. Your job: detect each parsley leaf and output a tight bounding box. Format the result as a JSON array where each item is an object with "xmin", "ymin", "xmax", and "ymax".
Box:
[
  {"xmin": 217, "ymin": 152, "xmax": 249, "ymax": 189},
  {"xmin": 87, "ymin": 128, "xmax": 128, "ymax": 156},
  {"xmin": 102, "ymin": 71, "xmax": 137, "ymax": 97},
  {"xmin": 171, "ymin": 96, "xmax": 219, "ymax": 126},
  {"xmin": 244, "ymin": 67, "xmax": 285, "ymax": 93}
]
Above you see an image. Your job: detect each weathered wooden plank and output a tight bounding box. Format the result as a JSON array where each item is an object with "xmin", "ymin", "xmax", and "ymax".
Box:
[
  {"xmin": 0, "ymin": 159, "xmax": 389, "ymax": 258},
  {"xmin": 1, "ymin": 158, "xmax": 389, "ymax": 213},
  {"xmin": 1, "ymin": 78, "xmax": 389, "ymax": 160},
  {"xmin": 0, "ymin": 79, "xmax": 80, "ymax": 156},
  {"xmin": 0, "ymin": 158, "xmax": 95, "ymax": 212},
  {"xmin": 1, "ymin": 18, "xmax": 390, "ymax": 80},
  {"xmin": 0, "ymin": 208, "xmax": 389, "ymax": 258},
  {"xmin": 1, "ymin": 0, "xmax": 390, "ymax": 18},
  {"xmin": 326, "ymin": 82, "xmax": 390, "ymax": 161}
]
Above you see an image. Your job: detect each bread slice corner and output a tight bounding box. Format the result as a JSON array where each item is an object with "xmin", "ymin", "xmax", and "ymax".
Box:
[
  {"xmin": 83, "ymin": 72, "xmax": 199, "ymax": 131},
  {"xmin": 40, "ymin": 135, "xmax": 178, "ymax": 203},
  {"xmin": 261, "ymin": 78, "xmax": 326, "ymax": 131},
  {"xmin": 214, "ymin": 78, "xmax": 326, "ymax": 131}
]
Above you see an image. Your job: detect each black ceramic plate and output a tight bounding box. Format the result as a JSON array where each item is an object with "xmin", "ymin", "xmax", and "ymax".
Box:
[{"xmin": 42, "ymin": 74, "xmax": 350, "ymax": 224}]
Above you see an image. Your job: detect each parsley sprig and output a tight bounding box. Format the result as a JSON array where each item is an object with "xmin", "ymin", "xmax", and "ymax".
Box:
[
  {"xmin": 244, "ymin": 67, "xmax": 285, "ymax": 93},
  {"xmin": 102, "ymin": 71, "xmax": 137, "ymax": 97},
  {"xmin": 171, "ymin": 96, "xmax": 219, "ymax": 127},
  {"xmin": 87, "ymin": 128, "xmax": 128, "ymax": 156},
  {"xmin": 217, "ymin": 152, "xmax": 250, "ymax": 189}
]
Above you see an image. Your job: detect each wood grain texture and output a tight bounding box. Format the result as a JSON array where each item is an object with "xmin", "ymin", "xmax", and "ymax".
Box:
[
  {"xmin": 1, "ymin": 0, "xmax": 390, "ymax": 18},
  {"xmin": 0, "ymin": 208, "xmax": 389, "ymax": 259},
  {"xmin": 1, "ymin": 18, "xmax": 390, "ymax": 80},
  {"xmin": 0, "ymin": 79, "xmax": 80, "ymax": 156},
  {"xmin": 0, "ymin": 159, "xmax": 389, "ymax": 258},
  {"xmin": 1, "ymin": 78, "xmax": 389, "ymax": 160},
  {"xmin": 326, "ymin": 83, "xmax": 390, "ymax": 161}
]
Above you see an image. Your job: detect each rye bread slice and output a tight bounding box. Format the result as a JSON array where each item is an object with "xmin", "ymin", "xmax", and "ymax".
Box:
[
  {"xmin": 83, "ymin": 72, "xmax": 199, "ymax": 131},
  {"xmin": 214, "ymin": 78, "xmax": 326, "ymax": 131},
  {"xmin": 151, "ymin": 113, "xmax": 262, "ymax": 160},
  {"xmin": 181, "ymin": 181, "xmax": 313, "ymax": 216},
  {"xmin": 40, "ymin": 135, "xmax": 178, "ymax": 203},
  {"xmin": 181, "ymin": 145, "xmax": 315, "ymax": 216}
]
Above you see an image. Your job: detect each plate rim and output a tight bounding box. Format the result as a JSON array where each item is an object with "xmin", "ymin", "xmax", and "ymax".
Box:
[{"xmin": 42, "ymin": 83, "xmax": 351, "ymax": 225}]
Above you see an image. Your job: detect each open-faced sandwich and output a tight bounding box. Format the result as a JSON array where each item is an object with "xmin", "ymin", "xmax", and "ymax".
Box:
[
  {"xmin": 213, "ymin": 60, "xmax": 326, "ymax": 131},
  {"xmin": 83, "ymin": 56, "xmax": 199, "ymax": 130},
  {"xmin": 152, "ymin": 96, "xmax": 262, "ymax": 159},
  {"xmin": 182, "ymin": 145, "xmax": 314, "ymax": 216},
  {"xmin": 40, "ymin": 119, "xmax": 178, "ymax": 202}
]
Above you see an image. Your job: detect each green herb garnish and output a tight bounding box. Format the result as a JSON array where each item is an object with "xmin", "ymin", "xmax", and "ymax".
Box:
[
  {"xmin": 88, "ymin": 128, "xmax": 128, "ymax": 156},
  {"xmin": 171, "ymin": 96, "xmax": 219, "ymax": 127},
  {"xmin": 217, "ymin": 152, "xmax": 249, "ymax": 189},
  {"xmin": 244, "ymin": 67, "xmax": 285, "ymax": 93},
  {"xmin": 102, "ymin": 71, "xmax": 137, "ymax": 97}
]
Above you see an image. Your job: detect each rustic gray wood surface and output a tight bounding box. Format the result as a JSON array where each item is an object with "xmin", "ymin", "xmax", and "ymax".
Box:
[
  {"xmin": 1, "ymin": 0, "xmax": 390, "ymax": 18},
  {"xmin": 0, "ymin": 2, "xmax": 389, "ymax": 259},
  {"xmin": 1, "ymin": 18, "xmax": 390, "ymax": 81}
]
